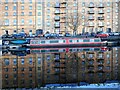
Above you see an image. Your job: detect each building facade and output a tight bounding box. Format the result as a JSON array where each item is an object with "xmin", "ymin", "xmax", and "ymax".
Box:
[{"xmin": 0, "ymin": 0, "xmax": 119, "ymax": 35}]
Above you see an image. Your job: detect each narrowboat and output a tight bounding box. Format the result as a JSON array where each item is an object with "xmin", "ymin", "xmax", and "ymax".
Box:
[{"xmin": 29, "ymin": 38, "xmax": 107, "ymax": 48}]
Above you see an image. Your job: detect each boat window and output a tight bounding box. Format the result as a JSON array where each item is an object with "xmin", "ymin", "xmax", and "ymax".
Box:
[
  {"xmin": 83, "ymin": 39, "xmax": 89, "ymax": 42},
  {"xmin": 79, "ymin": 39, "xmax": 83, "ymax": 42},
  {"xmin": 50, "ymin": 50, "xmax": 59, "ymax": 52},
  {"xmin": 69, "ymin": 40, "xmax": 72, "ymax": 42},
  {"xmin": 41, "ymin": 41, "xmax": 45, "ymax": 43},
  {"xmin": 94, "ymin": 39, "xmax": 101, "ymax": 42},
  {"xmin": 63, "ymin": 40, "xmax": 66, "ymax": 43},
  {"xmin": 77, "ymin": 40, "xmax": 79, "ymax": 42},
  {"xmin": 83, "ymin": 48, "xmax": 90, "ymax": 51},
  {"xmin": 50, "ymin": 40, "xmax": 58, "ymax": 43},
  {"xmin": 41, "ymin": 50, "xmax": 46, "ymax": 52}
]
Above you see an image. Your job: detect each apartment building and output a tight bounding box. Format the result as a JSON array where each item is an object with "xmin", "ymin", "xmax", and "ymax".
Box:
[{"xmin": 0, "ymin": 0, "xmax": 119, "ymax": 35}]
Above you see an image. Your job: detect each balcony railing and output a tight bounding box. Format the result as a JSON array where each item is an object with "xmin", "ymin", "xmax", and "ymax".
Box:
[
  {"xmin": 54, "ymin": 11, "xmax": 60, "ymax": 14},
  {"xmin": 98, "ymin": 11, "xmax": 104, "ymax": 14},
  {"xmin": 98, "ymin": 16, "xmax": 104, "ymax": 20},
  {"xmin": 98, "ymin": 23, "xmax": 104, "ymax": 27},
  {"xmin": 88, "ymin": 11, "xmax": 94, "ymax": 14},
  {"xmin": 54, "ymin": 17, "xmax": 60, "ymax": 21},
  {"xmin": 88, "ymin": 16, "xmax": 94, "ymax": 20}
]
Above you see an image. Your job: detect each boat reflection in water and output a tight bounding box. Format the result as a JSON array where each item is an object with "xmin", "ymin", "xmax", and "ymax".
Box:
[{"xmin": 1, "ymin": 47, "xmax": 120, "ymax": 89}]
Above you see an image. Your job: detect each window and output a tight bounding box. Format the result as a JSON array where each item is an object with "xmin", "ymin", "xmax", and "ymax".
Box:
[
  {"xmin": 29, "ymin": 19, "xmax": 32, "ymax": 25},
  {"xmin": 5, "ymin": 68, "xmax": 8, "ymax": 72},
  {"xmin": 13, "ymin": 12, "xmax": 16, "ymax": 16},
  {"xmin": 38, "ymin": 12, "xmax": 41, "ymax": 16},
  {"xmin": 29, "ymin": 0, "xmax": 32, "ymax": 4},
  {"xmin": 107, "ymin": 2, "xmax": 110, "ymax": 6},
  {"xmin": 107, "ymin": 54, "xmax": 110, "ymax": 58},
  {"xmin": 29, "ymin": 12, "xmax": 32, "ymax": 16},
  {"xmin": 13, "ymin": 6, "xmax": 16, "ymax": 10},
  {"xmin": 21, "ymin": 12, "xmax": 24, "ymax": 16},
  {"xmin": 38, "ymin": 67, "xmax": 41, "ymax": 70},
  {"xmin": 107, "ymin": 60, "xmax": 110, "ymax": 64},
  {"xmin": 29, "ymin": 67, "xmax": 32, "ymax": 71},
  {"xmin": 54, "ymin": 54, "xmax": 59, "ymax": 60},
  {"xmin": 47, "ymin": 2, "xmax": 50, "ymax": 7},
  {"xmin": 5, "ymin": 12, "xmax": 8, "ymax": 16},
  {"xmin": 21, "ymin": 58, "xmax": 24, "ymax": 65},
  {"xmin": 5, "ymin": 6, "xmax": 8, "ymax": 10},
  {"xmin": 82, "ymin": 61, "xmax": 85, "ymax": 65},
  {"xmin": 5, "ymin": 74, "xmax": 8, "ymax": 78},
  {"xmin": 37, "ymin": 0, "xmax": 41, "ymax": 4},
  {"xmin": 82, "ymin": 9, "xmax": 85, "ymax": 13},
  {"xmin": 13, "ymin": 19, "xmax": 17, "ymax": 26},
  {"xmin": 21, "ymin": 0, "xmax": 24, "ymax": 4},
  {"xmin": 47, "ymin": 15, "xmax": 50, "ymax": 19},
  {"xmin": 29, "ymin": 57, "xmax": 32, "ymax": 64},
  {"xmin": 47, "ymin": 22, "xmax": 50, "ymax": 27},
  {"xmin": 107, "ymin": 9, "xmax": 110, "ymax": 13},
  {"xmin": 47, "ymin": 55, "xmax": 50, "ymax": 60},
  {"xmin": 29, "ymin": 6, "xmax": 32, "ymax": 10},
  {"xmin": 38, "ymin": 6, "xmax": 41, "ymax": 10},
  {"xmin": 21, "ymin": 67, "xmax": 24, "ymax": 71},
  {"xmin": 47, "ymin": 9, "xmax": 50, "ymax": 13},
  {"xmin": 21, "ymin": 19, "xmax": 24, "ymax": 25},
  {"xmin": 21, "ymin": 6, "xmax": 24, "ymax": 10},
  {"xmin": 74, "ymin": 9, "xmax": 77, "ymax": 13},
  {"xmin": 82, "ymin": 15, "xmax": 85, "ymax": 19},
  {"xmin": 5, "ymin": 0, "xmax": 8, "ymax": 4},
  {"xmin": 89, "ymin": 2, "xmax": 94, "ymax": 7},
  {"xmin": 4, "ymin": 58, "xmax": 9, "ymax": 65},
  {"xmin": 107, "ymin": 15, "xmax": 110, "ymax": 19},
  {"xmin": 73, "ymin": 3, "xmax": 77, "ymax": 7},
  {"xmin": 21, "ymin": 73, "xmax": 24, "ymax": 77},
  {"xmin": 13, "ymin": 68, "xmax": 17, "ymax": 72},
  {"xmin": 81, "ymin": 54, "xmax": 85, "ymax": 59},
  {"xmin": 82, "ymin": 2, "xmax": 85, "ymax": 7},
  {"xmin": 29, "ymin": 73, "xmax": 32, "ymax": 77},
  {"xmin": 13, "ymin": 0, "xmax": 17, "ymax": 3},
  {"xmin": 13, "ymin": 74, "xmax": 17, "ymax": 78},
  {"xmin": 106, "ymin": 66, "xmax": 110, "ymax": 70},
  {"xmin": 38, "ymin": 57, "xmax": 41, "ymax": 64},
  {"xmin": 13, "ymin": 58, "xmax": 17, "ymax": 65}
]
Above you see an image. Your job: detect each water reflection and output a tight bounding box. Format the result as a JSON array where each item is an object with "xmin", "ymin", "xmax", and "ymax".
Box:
[{"xmin": 1, "ymin": 47, "xmax": 120, "ymax": 88}]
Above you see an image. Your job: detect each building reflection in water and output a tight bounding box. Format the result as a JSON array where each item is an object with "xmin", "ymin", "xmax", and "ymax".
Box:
[{"xmin": 1, "ymin": 47, "xmax": 120, "ymax": 88}]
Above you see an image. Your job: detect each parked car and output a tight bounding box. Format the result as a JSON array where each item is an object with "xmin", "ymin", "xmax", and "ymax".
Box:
[
  {"xmin": 95, "ymin": 33, "xmax": 109, "ymax": 38},
  {"xmin": 113, "ymin": 32, "xmax": 119, "ymax": 36},
  {"xmin": 50, "ymin": 33, "xmax": 59, "ymax": 38},
  {"xmin": 64, "ymin": 33, "xmax": 71, "ymax": 37},
  {"xmin": 59, "ymin": 33, "xmax": 64, "ymax": 37}
]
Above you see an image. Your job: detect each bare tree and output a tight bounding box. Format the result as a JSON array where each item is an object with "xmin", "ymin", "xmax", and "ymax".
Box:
[{"xmin": 66, "ymin": 11, "xmax": 81, "ymax": 36}]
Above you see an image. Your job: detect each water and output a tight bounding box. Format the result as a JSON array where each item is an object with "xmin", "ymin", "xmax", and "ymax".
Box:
[{"xmin": 0, "ymin": 47, "xmax": 120, "ymax": 89}]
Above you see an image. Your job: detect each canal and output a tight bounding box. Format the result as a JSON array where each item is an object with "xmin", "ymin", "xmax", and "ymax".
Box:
[{"xmin": 0, "ymin": 47, "xmax": 120, "ymax": 89}]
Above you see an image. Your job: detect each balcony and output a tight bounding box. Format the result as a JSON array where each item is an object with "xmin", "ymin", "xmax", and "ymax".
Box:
[
  {"xmin": 98, "ymin": 16, "xmax": 104, "ymax": 20},
  {"xmin": 87, "ymin": 23, "xmax": 94, "ymax": 27},
  {"xmin": 54, "ymin": 17, "xmax": 60, "ymax": 21},
  {"xmin": 54, "ymin": 10, "xmax": 60, "ymax": 14},
  {"xmin": 88, "ymin": 16, "xmax": 94, "ymax": 20},
  {"xmin": 54, "ymin": 25, "xmax": 60, "ymax": 28},
  {"xmin": 98, "ymin": 4, "xmax": 104, "ymax": 8},
  {"xmin": 88, "ymin": 11, "xmax": 94, "ymax": 14},
  {"xmin": 54, "ymin": 3, "xmax": 60, "ymax": 8},
  {"xmin": 98, "ymin": 10, "xmax": 104, "ymax": 14},
  {"xmin": 98, "ymin": 23, "xmax": 104, "ymax": 27}
]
